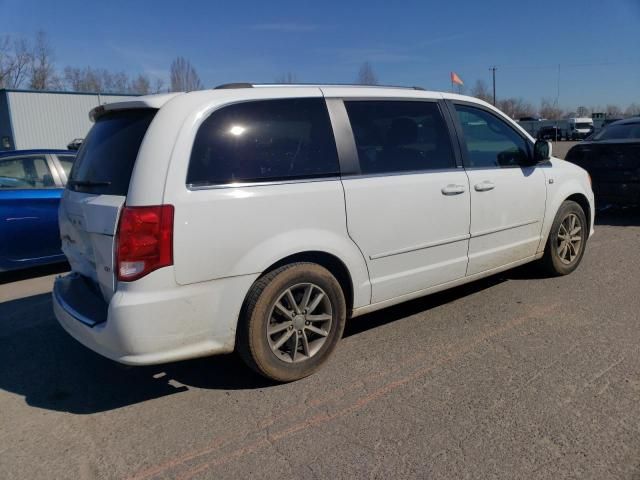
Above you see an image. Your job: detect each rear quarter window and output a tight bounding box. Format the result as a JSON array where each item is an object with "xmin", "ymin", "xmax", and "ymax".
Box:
[
  {"xmin": 187, "ymin": 98, "xmax": 339, "ymax": 187},
  {"xmin": 69, "ymin": 109, "xmax": 156, "ymax": 195}
]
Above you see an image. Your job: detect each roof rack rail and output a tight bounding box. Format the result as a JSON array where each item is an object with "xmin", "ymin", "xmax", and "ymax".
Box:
[
  {"xmin": 212, "ymin": 82, "xmax": 428, "ymax": 90},
  {"xmin": 255, "ymin": 83, "xmax": 426, "ymax": 89},
  {"xmin": 214, "ymin": 83, "xmax": 254, "ymax": 89}
]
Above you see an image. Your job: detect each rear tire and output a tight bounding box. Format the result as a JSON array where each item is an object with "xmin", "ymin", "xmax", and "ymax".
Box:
[
  {"xmin": 541, "ymin": 200, "xmax": 588, "ymax": 276},
  {"xmin": 237, "ymin": 262, "xmax": 346, "ymax": 382}
]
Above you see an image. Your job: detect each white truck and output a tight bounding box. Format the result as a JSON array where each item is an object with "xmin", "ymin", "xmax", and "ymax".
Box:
[
  {"xmin": 518, "ymin": 117, "xmax": 594, "ymax": 140},
  {"xmin": 566, "ymin": 117, "xmax": 594, "ymax": 140}
]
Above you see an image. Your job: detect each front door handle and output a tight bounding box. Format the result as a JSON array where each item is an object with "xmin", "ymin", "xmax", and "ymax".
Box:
[
  {"xmin": 474, "ymin": 181, "xmax": 496, "ymax": 192},
  {"xmin": 441, "ymin": 184, "xmax": 466, "ymax": 195}
]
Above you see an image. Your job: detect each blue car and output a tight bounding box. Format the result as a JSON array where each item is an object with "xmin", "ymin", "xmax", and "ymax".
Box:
[{"xmin": 0, "ymin": 149, "xmax": 76, "ymax": 271}]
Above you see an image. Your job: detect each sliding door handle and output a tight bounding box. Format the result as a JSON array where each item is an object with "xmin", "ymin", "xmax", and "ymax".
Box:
[
  {"xmin": 441, "ymin": 184, "xmax": 466, "ymax": 195},
  {"xmin": 474, "ymin": 181, "xmax": 495, "ymax": 192}
]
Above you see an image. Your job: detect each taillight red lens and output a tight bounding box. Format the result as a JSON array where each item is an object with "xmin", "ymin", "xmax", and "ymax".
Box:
[{"xmin": 116, "ymin": 205, "xmax": 174, "ymax": 281}]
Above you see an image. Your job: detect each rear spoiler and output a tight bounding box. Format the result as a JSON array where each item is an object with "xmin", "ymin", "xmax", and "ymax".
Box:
[{"xmin": 89, "ymin": 92, "xmax": 184, "ymax": 121}]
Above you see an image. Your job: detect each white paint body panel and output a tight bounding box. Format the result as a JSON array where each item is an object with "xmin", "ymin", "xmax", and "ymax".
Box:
[
  {"xmin": 465, "ymin": 167, "xmax": 547, "ymax": 275},
  {"xmin": 169, "ymin": 180, "xmax": 371, "ymax": 309},
  {"xmin": 58, "ymin": 190, "xmax": 124, "ymax": 300},
  {"xmin": 54, "ymin": 267, "xmax": 257, "ymax": 365},
  {"xmin": 538, "ymin": 158, "xmax": 595, "ymax": 245},
  {"xmin": 341, "ymin": 171, "xmax": 470, "ymax": 302},
  {"xmin": 53, "ymin": 86, "xmax": 595, "ymax": 366}
]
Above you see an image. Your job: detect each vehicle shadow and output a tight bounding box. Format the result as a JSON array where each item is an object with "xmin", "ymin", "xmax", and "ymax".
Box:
[
  {"xmin": 343, "ymin": 274, "xmax": 506, "ymax": 338},
  {"xmin": 0, "ymin": 274, "xmax": 509, "ymax": 414},
  {"xmin": 0, "ymin": 262, "xmax": 69, "ymax": 285}
]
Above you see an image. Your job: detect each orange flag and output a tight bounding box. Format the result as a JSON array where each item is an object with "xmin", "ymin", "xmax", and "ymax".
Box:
[{"xmin": 450, "ymin": 72, "xmax": 464, "ymax": 86}]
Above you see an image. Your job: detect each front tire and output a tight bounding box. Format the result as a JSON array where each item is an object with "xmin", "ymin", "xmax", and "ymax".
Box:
[
  {"xmin": 541, "ymin": 200, "xmax": 588, "ymax": 276},
  {"xmin": 237, "ymin": 262, "xmax": 346, "ymax": 382}
]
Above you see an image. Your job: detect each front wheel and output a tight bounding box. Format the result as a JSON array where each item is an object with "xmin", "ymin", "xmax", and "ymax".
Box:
[
  {"xmin": 237, "ymin": 262, "xmax": 346, "ymax": 382},
  {"xmin": 541, "ymin": 200, "xmax": 588, "ymax": 276}
]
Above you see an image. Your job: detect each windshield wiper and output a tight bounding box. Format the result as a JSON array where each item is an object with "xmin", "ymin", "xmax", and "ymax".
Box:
[{"xmin": 68, "ymin": 179, "xmax": 112, "ymax": 188}]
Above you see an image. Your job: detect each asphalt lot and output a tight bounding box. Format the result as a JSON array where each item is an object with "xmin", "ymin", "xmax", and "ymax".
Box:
[
  {"xmin": 2, "ymin": 210, "xmax": 639, "ymax": 480},
  {"xmin": 551, "ymin": 141, "xmax": 578, "ymax": 160}
]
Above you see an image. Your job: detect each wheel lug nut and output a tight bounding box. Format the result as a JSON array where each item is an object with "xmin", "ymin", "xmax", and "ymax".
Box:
[
  {"xmin": 305, "ymin": 321, "xmax": 310, "ymax": 326},
  {"xmin": 298, "ymin": 330, "xmax": 302, "ymax": 335}
]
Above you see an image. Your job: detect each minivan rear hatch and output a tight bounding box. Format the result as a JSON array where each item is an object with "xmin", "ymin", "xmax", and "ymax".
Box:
[{"xmin": 59, "ymin": 109, "xmax": 157, "ymax": 302}]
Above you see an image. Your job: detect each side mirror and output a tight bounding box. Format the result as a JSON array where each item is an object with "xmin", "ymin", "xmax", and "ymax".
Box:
[{"xmin": 533, "ymin": 139, "xmax": 552, "ymax": 163}]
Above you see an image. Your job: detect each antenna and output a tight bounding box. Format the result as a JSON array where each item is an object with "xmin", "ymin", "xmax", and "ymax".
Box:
[{"xmin": 489, "ymin": 66, "xmax": 497, "ymax": 105}]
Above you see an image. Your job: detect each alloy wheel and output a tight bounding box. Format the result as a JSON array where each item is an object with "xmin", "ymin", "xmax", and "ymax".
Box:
[
  {"xmin": 556, "ymin": 213, "xmax": 583, "ymax": 265},
  {"xmin": 266, "ymin": 283, "xmax": 333, "ymax": 363}
]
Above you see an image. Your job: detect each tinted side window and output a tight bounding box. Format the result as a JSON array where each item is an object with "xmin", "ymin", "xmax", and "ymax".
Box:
[
  {"xmin": 187, "ymin": 98, "xmax": 339, "ymax": 186},
  {"xmin": 0, "ymin": 156, "xmax": 55, "ymax": 189},
  {"xmin": 344, "ymin": 101, "xmax": 455, "ymax": 174},
  {"xmin": 594, "ymin": 123, "xmax": 640, "ymax": 140},
  {"xmin": 455, "ymin": 105, "xmax": 530, "ymax": 168}
]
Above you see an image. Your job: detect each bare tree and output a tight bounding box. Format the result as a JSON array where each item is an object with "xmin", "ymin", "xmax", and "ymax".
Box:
[
  {"xmin": 576, "ymin": 106, "xmax": 590, "ymax": 117},
  {"xmin": 539, "ymin": 98, "xmax": 564, "ymax": 120},
  {"xmin": 0, "ymin": 36, "xmax": 10, "ymax": 86},
  {"xmin": 82, "ymin": 67, "xmax": 101, "ymax": 92},
  {"xmin": 29, "ymin": 30, "xmax": 59, "ymax": 90},
  {"xmin": 3, "ymin": 30, "xmax": 162, "ymax": 95},
  {"xmin": 275, "ymin": 72, "xmax": 298, "ymax": 84},
  {"xmin": 589, "ymin": 105, "xmax": 604, "ymax": 115},
  {"xmin": 513, "ymin": 99, "xmax": 536, "ymax": 119},
  {"xmin": 605, "ymin": 104, "xmax": 623, "ymax": 118},
  {"xmin": 497, "ymin": 98, "xmax": 536, "ymax": 119},
  {"xmin": 170, "ymin": 57, "xmax": 203, "ymax": 92},
  {"xmin": 63, "ymin": 66, "xmax": 102, "ymax": 92},
  {"xmin": 63, "ymin": 66, "xmax": 141, "ymax": 93},
  {"xmin": 0, "ymin": 35, "xmax": 33, "ymax": 88},
  {"xmin": 356, "ymin": 61, "xmax": 378, "ymax": 85},
  {"xmin": 8, "ymin": 38, "xmax": 32, "ymax": 88},
  {"xmin": 625, "ymin": 103, "xmax": 640, "ymax": 117},
  {"xmin": 471, "ymin": 79, "xmax": 492, "ymax": 103},
  {"xmin": 130, "ymin": 74, "xmax": 151, "ymax": 95},
  {"xmin": 152, "ymin": 77, "xmax": 165, "ymax": 94},
  {"xmin": 63, "ymin": 66, "xmax": 82, "ymax": 91},
  {"xmin": 109, "ymin": 71, "xmax": 129, "ymax": 92}
]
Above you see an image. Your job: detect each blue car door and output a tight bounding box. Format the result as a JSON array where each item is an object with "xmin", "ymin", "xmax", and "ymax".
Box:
[{"xmin": 0, "ymin": 154, "xmax": 64, "ymax": 270}]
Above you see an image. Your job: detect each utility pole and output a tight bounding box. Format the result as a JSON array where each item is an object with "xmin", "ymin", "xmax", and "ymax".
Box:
[{"xmin": 490, "ymin": 66, "xmax": 497, "ymax": 106}]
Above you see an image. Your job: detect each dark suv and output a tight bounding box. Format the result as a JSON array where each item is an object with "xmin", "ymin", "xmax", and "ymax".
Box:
[{"xmin": 537, "ymin": 126, "xmax": 564, "ymax": 141}]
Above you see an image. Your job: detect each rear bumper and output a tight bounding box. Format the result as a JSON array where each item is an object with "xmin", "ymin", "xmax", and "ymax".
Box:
[{"xmin": 53, "ymin": 268, "xmax": 259, "ymax": 365}]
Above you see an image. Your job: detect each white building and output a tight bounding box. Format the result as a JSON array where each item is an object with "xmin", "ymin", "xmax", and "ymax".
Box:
[{"xmin": 0, "ymin": 89, "xmax": 137, "ymax": 151}]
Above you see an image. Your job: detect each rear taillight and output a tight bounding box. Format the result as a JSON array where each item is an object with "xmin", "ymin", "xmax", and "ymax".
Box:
[{"xmin": 116, "ymin": 205, "xmax": 174, "ymax": 281}]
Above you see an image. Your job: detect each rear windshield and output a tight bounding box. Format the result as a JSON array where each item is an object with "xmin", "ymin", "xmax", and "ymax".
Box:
[{"xmin": 68, "ymin": 109, "xmax": 156, "ymax": 195}]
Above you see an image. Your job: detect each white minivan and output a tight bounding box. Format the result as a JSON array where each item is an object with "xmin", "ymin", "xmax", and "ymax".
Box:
[{"xmin": 53, "ymin": 84, "xmax": 594, "ymax": 381}]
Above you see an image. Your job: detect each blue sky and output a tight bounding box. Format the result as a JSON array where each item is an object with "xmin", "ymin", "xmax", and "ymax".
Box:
[{"xmin": 2, "ymin": 0, "xmax": 639, "ymax": 109}]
